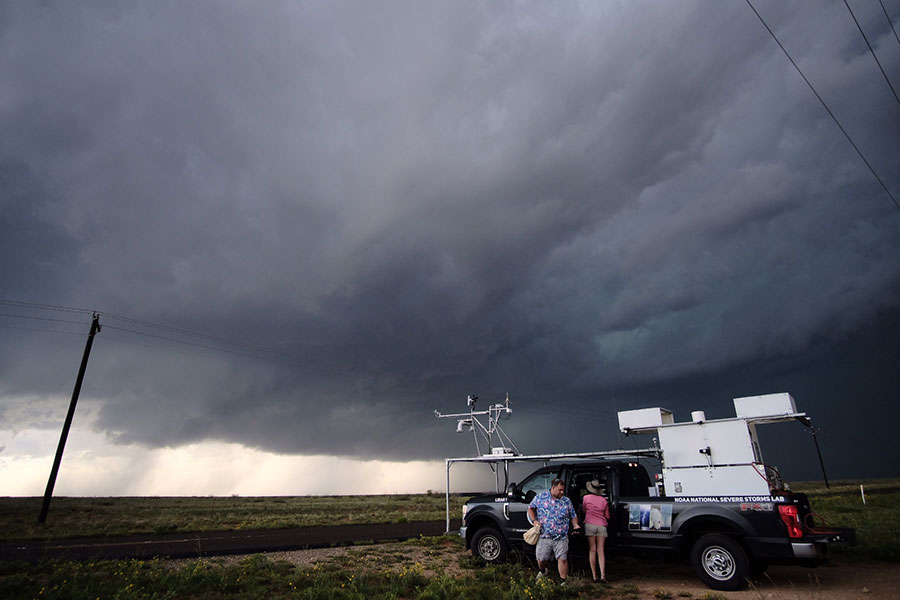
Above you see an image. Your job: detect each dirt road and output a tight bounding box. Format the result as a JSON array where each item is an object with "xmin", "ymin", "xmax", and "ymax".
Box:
[
  {"xmin": 607, "ymin": 555, "xmax": 898, "ymax": 599},
  {"xmin": 0, "ymin": 520, "xmax": 450, "ymax": 561}
]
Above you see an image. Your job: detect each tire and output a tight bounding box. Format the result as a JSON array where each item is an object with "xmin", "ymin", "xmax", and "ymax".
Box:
[
  {"xmin": 749, "ymin": 559, "xmax": 769, "ymax": 577},
  {"xmin": 471, "ymin": 527, "xmax": 509, "ymax": 564},
  {"xmin": 690, "ymin": 534, "xmax": 750, "ymax": 591}
]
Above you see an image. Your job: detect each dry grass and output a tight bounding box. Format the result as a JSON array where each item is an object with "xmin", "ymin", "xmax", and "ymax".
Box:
[{"xmin": 0, "ymin": 493, "xmax": 467, "ymax": 541}]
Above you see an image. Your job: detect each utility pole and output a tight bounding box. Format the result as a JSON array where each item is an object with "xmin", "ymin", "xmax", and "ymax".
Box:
[{"xmin": 38, "ymin": 313, "xmax": 101, "ymax": 524}]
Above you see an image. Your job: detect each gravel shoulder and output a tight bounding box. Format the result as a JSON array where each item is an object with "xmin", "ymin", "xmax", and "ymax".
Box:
[{"xmin": 608, "ymin": 555, "xmax": 899, "ymax": 599}]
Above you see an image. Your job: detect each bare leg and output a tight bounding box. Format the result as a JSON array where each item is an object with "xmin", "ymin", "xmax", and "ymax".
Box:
[
  {"xmin": 537, "ymin": 559, "xmax": 550, "ymax": 574},
  {"xmin": 558, "ymin": 557, "xmax": 569, "ymax": 580},
  {"xmin": 598, "ymin": 535, "xmax": 607, "ymax": 580},
  {"xmin": 587, "ymin": 535, "xmax": 598, "ymax": 580}
]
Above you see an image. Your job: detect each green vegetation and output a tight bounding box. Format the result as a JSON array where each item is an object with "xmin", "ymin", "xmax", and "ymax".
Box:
[
  {"xmin": 3, "ymin": 534, "xmax": 764, "ymax": 600},
  {"xmin": 0, "ymin": 494, "xmax": 467, "ymax": 541},
  {"xmin": 0, "ymin": 536, "xmax": 624, "ymax": 600},
  {"xmin": 800, "ymin": 478, "xmax": 900, "ymax": 562}
]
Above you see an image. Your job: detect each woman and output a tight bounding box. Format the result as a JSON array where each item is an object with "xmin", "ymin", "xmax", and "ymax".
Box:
[{"xmin": 581, "ymin": 479, "xmax": 610, "ymax": 583}]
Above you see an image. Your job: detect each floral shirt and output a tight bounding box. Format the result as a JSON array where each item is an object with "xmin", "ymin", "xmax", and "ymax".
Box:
[{"xmin": 529, "ymin": 491, "xmax": 576, "ymax": 540}]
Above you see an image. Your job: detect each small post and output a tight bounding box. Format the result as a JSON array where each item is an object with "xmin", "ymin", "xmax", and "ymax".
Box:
[
  {"xmin": 860, "ymin": 484, "xmax": 866, "ymax": 505},
  {"xmin": 38, "ymin": 313, "xmax": 101, "ymax": 523},
  {"xmin": 445, "ymin": 459, "xmax": 452, "ymax": 533}
]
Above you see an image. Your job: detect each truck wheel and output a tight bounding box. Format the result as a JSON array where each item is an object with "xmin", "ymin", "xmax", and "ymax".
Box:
[
  {"xmin": 471, "ymin": 527, "xmax": 509, "ymax": 564},
  {"xmin": 691, "ymin": 534, "xmax": 749, "ymax": 591},
  {"xmin": 749, "ymin": 559, "xmax": 769, "ymax": 577}
]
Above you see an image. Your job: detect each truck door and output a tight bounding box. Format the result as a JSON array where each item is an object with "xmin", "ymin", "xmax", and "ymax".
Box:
[
  {"xmin": 568, "ymin": 466, "xmax": 614, "ymax": 558},
  {"xmin": 507, "ymin": 470, "xmax": 559, "ymax": 539}
]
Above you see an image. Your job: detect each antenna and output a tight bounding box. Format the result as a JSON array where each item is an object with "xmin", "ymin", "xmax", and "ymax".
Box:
[
  {"xmin": 612, "ymin": 387, "xmax": 621, "ymax": 449},
  {"xmin": 435, "ymin": 393, "xmax": 520, "ymax": 457}
]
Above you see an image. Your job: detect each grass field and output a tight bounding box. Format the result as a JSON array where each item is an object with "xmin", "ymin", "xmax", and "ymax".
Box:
[
  {"xmin": 0, "ymin": 493, "xmax": 468, "ymax": 541},
  {"xmin": 1, "ymin": 480, "xmax": 897, "ymax": 599},
  {"xmin": 0, "ymin": 536, "xmax": 598, "ymax": 600},
  {"xmin": 799, "ymin": 478, "xmax": 900, "ymax": 562}
]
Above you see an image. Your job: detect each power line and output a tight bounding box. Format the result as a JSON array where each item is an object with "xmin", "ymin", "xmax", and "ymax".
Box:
[
  {"xmin": 97, "ymin": 327, "xmax": 223, "ymax": 358},
  {"xmin": 0, "ymin": 299, "xmax": 371, "ymax": 379},
  {"xmin": 96, "ymin": 310, "xmax": 292, "ymax": 359},
  {"xmin": 3, "ymin": 300, "xmax": 655, "ymax": 442},
  {"xmin": 100, "ymin": 323, "xmax": 305, "ymax": 367},
  {"xmin": 0, "ymin": 312, "xmax": 89, "ymax": 327},
  {"xmin": 745, "ymin": 0, "xmax": 900, "ymax": 213},
  {"xmin": 0, "ymin": 322, "xmax": 89, "ymax": 339},
  {"xmin": 96, "ymin": 313, "xmax": 359, "ymax": 375},
  {"xmin": 0, "ymin": 300, "xmax": 93, "ymax": 316},
  {"xmin": 0, "ymin": 300, "xmax": 292, "ymax": 362},
  {"xmin": 879, "ymin": 0, "xmax": 900, "ymax": 47},
  {"xmin": 844, "ymin": 0, "xmax": 900, "ymax": 109},
  {"xmin": 519, "ymin": 401, "xmax": 612, "ymax": 422}
]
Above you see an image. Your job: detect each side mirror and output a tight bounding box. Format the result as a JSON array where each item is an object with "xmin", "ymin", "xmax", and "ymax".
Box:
[{"xmin": 507, "ymin": 482, "xmax": 520, "ymax": 499}]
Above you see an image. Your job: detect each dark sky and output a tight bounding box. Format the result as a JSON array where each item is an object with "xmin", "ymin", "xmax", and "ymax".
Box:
[{"xmin": 2, "ymin": 1, "xmax": 899, "ymax": 491}]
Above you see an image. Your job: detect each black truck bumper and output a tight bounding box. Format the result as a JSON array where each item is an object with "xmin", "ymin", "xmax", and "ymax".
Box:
[{"xmin": 746, "ymin": 527, "xmax": 856, "ymax": 564}]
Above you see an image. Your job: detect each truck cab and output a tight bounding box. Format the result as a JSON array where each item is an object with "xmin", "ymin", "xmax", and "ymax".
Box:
[{"xmin": 464, "ymin": 459, "xmax": 657, "ymax": 565}]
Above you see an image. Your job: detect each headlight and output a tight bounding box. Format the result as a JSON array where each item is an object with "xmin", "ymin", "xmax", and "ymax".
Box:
[{"xmin": 462, "ymin": 504, "xmax": 469, "ymax": 519}]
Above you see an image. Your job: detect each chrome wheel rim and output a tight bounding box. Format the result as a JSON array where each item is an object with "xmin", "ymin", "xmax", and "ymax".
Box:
[
  {"xmin": 478, "ymin": 535, "xmax": 500, "ymax": 560},
  {"xmin": 701, "ymin": 545, "xmax": 735, "ymax": 581}
]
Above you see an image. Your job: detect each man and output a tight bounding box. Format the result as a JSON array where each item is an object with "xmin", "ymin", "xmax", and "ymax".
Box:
[{"xmin": 527, "ymin": 477, "xmax": 581, "ymax": 584}]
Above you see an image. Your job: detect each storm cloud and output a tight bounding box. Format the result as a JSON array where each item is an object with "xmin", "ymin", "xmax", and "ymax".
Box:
[{"xmin": 2, "ymin": 0, "xmax": 899, "ymax": 489}]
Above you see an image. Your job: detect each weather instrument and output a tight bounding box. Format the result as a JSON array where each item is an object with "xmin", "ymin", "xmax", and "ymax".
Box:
[{"xmin": 434, "ymin": 393, "xmax": 520, "ymax": 457}]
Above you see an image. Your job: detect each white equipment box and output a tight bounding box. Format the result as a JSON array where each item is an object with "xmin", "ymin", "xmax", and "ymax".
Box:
[
  {"xmin": 733, "ymin": 393, "xmax": 797, "ymax": 419},
  {"xmin": 619, "ymin": 393, "xmax": 804, "ymax": 497},
  {"xmin": 617, "ymin": 407, "xmax": 674, "ymax": 431}
]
